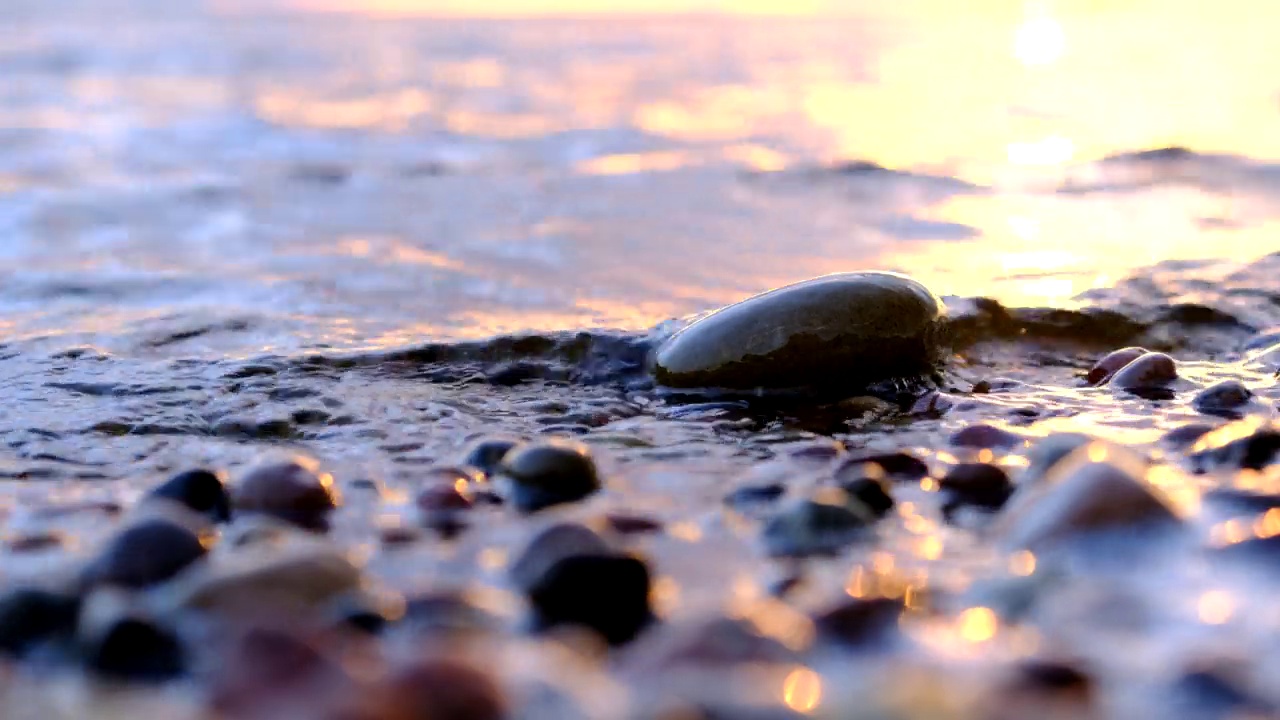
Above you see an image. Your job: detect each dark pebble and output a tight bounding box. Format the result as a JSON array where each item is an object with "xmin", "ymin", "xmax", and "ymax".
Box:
[
  {"xmin": 1013, "ymin": 660, "xmax": 1092, "ymax": 694},
  {"xmin": 367, "ymin": 658, "xmax": 509, "ymax": 720},
  {"xmin": 836, "ymin": 464, "xmax": 895, "ymax": 518},
  {"xmin": 234, "ymin": 459, "xmax": 340, "ymax": 532},
  {"xmin": 836, "ymin": 452, "xmax": 928, "ymax": 481},
  {"xmin": 1192, "ymin": 380, "xmax": 1253, "ymax": 417},
  {"xmin": 509, "ymin": 523, "xmax": 611, "ymax": 594},
  {"xmin": 971, "ymin": 380, "xmax": 992, "ymax": 394},
  {"xmin": 461, "ymin": 437, "xmax": 522, "ymax": 478},
  {"xmin": 7, "ymin": 531, "xmax": 65, "ymax": 553},
  {"xmin": 416, "ymin": 483, "xmax": 473, "ymax": 513},
  {"xmin": 1162, "ymin": 424, "xmax": 1216, "ymax": 448},
  {"xmin": 812, "ymin": 596, "xmax": 904, "ymax": 648},
  {"xmin": 940, "ymin": 463, "xmax": 1013, "ymax": 517},
  {"xmin": 1173, "ymin": 662, "xmax": 1267, "ymax": 715},
  {"xmin": 1109, "ymin": 352, "xmax": 1178, "ymax": 390},
  {"xmin": 380, "ymin": 527, "xmax": 423, "ymax": 547},
  {"xmin": 788, "ymin": 440, "xmax": 845, "ymax": 462},
  {"xmin": 1086, "ymin": 346, "xmax": 1148, "ymax": 386},
  {"xmin": 83, "ymin": 616, "xmax": 186, "ymax": 683},
  {"xmin": 498, "ymin": 439, "xmax": 602, "ymax": 513},
  {"xmin": 0, "ymin": 589, "xmax": 79, "ymax": 659},
  {"xmin": 603, "ymin": 513, "xmax": 664, "ymax": 535},
  {"xmin": 724, "ymin": 482, "xmax": 786, "ymax": 507},
  {"xmin": 81, "ymin": 519, "xmax": 209, "ymax": 590},
  {"xmin": 148, "ymin": 468, "xmax": 232, "ymax": 523},
  {"xmin": 1190, "ymin": 426, "xmax": 1280, "ymax": 472},
  {"xmin": 949, "ymin": 424, "xmax": 1024, "ymax": 450},
  {"xmin": 760, "ymin": 494, "xmax": 871, "ymax": 557},
  {"xmin": 526, "ymin": 552, "xmax": 654, "ymax": 646}
]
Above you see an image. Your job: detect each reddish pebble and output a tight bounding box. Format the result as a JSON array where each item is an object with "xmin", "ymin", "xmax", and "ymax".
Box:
[
  {"xmin": 365, "ymin": 658, "xmax": 508, "ymax": 720},
  {"xmin": 1109, "ymin": 352, "xmax": 1177, "ymax": 390},
  {"xmin": 950, "ymin": 424, "xmax": 1024, "ymax": 449},
  {"xmin": 235, "ymin": 459, "xmax": 340, "ymax": 532},
  {"xmin": 416, "ymin": 484, "xmax": 473, "ymax": 513},
  {"xmin": 603, "ymin": 513, "xmax": 663, "ymax": 535},
  {"xmin": 1087, "ymin": 347, "xmax": 1149, "ymax": 386}
]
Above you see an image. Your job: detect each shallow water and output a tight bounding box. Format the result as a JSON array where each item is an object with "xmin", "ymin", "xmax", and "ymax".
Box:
[{"xmin": 2, "ymin": 1, "xmax": 1280, "ymax": 718}]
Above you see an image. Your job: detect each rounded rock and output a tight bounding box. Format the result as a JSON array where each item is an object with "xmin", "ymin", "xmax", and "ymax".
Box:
[
  {"xmin": 82, "ymin": 616, "xmax": 186, "ymax": 683},
  {"xmin": 760, "ymin": 492, "xmax": 872, "ymax": 557},
  {"xmin": 940, "ymin": 463, "xmax": 1013, "ymax": 517},
  {"xmin": 461, "ymin": 437, "xmax": 522, "ymax": 478},
  {"xmin": 1192, "ymin": 380, "xmax": 1253, "ymax": 416},
  {"xmin": 1086, "ymin": 346, "xmax": 1148, "ymax": 386},
  {"xmin": 0, "ymin": 588, "xmax": 79, "ymax": 659},
  {"xmin": 949, "ymin": 424, "xmax": 1024, "ymax": 450},
  {"xmin": 835, "ymin": 463, "xmax": 895, "ymax": 518},
  {"xmin": 497, "ymin": 439, "xmax": 601, "ymax": 513},
  {"xmin": 1021, "ymin": 433, "xmax": 1094, "ymax": 485},
  {"xmin": 234, "ymin": 458, "xmax": 340, "ymax": 532},
  {"xmin": 370, "ymin": 658, "xmax": 509, "ymax": 720},
  {"xmin": 653, "ymin": 272, "xmax": 947, "ymax": 394},
  {"xmin": 1109, "ymin": 351, "xmax": 1178, "ymax": 390},
  {"xmin": 148, "ymin": 468, "xmax": 232, "ymax": 524},
  {"xmin": 526, "ymin": 552, "xmax": 654, "ymax": 646},
  {"xmin": 509, "ymin": 523, "xmax": 611, "ymax": 593},
  {"xmin": 81, "ymin": 518, "xmax": 209, "ymax": 591}
]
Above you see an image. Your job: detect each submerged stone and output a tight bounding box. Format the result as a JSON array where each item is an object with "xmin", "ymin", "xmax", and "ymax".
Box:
[
  {"xmin": 1192, "ymin": 380, "xmax": 1253, "ymax": 417},
  {"xmin": 497, "ymin": 439, "xmax": 602, "ymax": 513},
  {"xmin": 1109, "ymin": 351, "xmax": 1178, "ymax": 391},
  {"xmin": 1086, "ymin": 346, "xmax": 1148, "ymax": 386},
  {"xmin": 761, "ymin": 491, "xmax": 873, "ymax": 557},
  {"xmin": 653, "ymin": 272, "xmax": 947, "ymax": 394}
]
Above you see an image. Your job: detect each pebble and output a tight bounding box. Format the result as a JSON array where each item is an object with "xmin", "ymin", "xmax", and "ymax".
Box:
[
  {"xmin": 1086, "ymin": 346, "xmax": 1148, "ymax": 386},
  {"xmin": 1192, "ymin": 379, "xmax": 1253, "ymax": 416},
  {"xmin": 234, "ymin": 458, "xmax": 340, "ymax": 532},
  {"xmin": 760, "ymin": 492, "xmax": 873, "ymax": 557},
  {"xmin": 994, "ymin": 442, "xmax": 1181, "ymax": 552},
  {"xmin": 509, "ymin": 523, "xmax": 611, "ymax": 593},
  {"xmin": 363, "ymin": 658, "xmax": 509, "ymax": 720},
  {"xmin": 80, "ymin": 518, "xmax": 210, "ymax": 591},
  {"xmin": 602, "ymin": 513, "xmax": 664, "ymax": 535},
  {"xmin": 6, "ymin": 531, "xmax": 65, "ymax": 553},
  {"xmin": 653, "ymin": 272, "xmax": 947, "ymax": 394},
  {"xmin": 525, "ymin": 551, "xmax": 654, "ymax": 645},
  {"xmin": 835, "ymin": 463, "xmax": 895, "ymax": 518},
  {"xmin": 1021, "ymin": 433, "xmax": 1094, "ymax": 484},
  {"xmin": 1108, "ymin": 351, "xmax": 1178, "ymax": 390},
  {"xmin": 461, "ymin": 436, "xmax": 522, "ymax": 478},
  {"xmin": 148, "ymin": 468, "xmax": 232, "ymax": 524},
  {"xmin": 949, "ymin": 424, "xmax": 1024, "ymax": 449},
  {"xmin": 939, "ymin": 463, "xmax": 1013, "ymax": 517},
  {"xmin": 725, "ymin": 482, "xmax": 786, "ymax": 508},
  {"xmin": 1190, "ymin": 423, "xmax": 1280, "ymax": 472},
  {"xmin": 835, "ymin": 451, "xmax": 929, "ymax": 481},
  {"xmin": 208, "ymin": 626, "xmax": 355, "ymax": 719},
  {"xmin": 812, "ymin": 596, "xmax": 905, "ymax": 648},
  {"xmin": 159, "ymin": 542, "xmax": 362, "ymax": 616},
  {"xmin": 497, "ymin": 439, "xmax": 602, "ymax": 513},
  {"xmin": 81, "ymin": 614, "xmax": 186, "ymax": 683},
  {"xmin": 0, "ymin": 588, "xmax": 79, "ymax": 659},
  {"xmin": 1162, "ymin": 423, "xmax": 1216, "ymax": 448}
]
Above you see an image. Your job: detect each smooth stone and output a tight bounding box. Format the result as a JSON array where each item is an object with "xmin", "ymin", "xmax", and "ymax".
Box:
[
  {"xmin": 234, "ymin": 458, "xmax": 340, "ymax": 532},
  {"xmin": 994, "ymin": 442, "xmax": 1180, "ymax": 552},
  {"xmin": 1086, "ymin": 346, "xmax": 1148, "ymax": 386},
  {"xmin": 1192, "ymin": 380, "xmax": 1253, "ymax": 416},
  {"xmin": 208, "ymin": 626, "xmax": 357, "ymax": 719},
  {"xmin": 461, "ymin": 436, "xmax": 523, "ymax": 478},
  {"xmin": 601, "ymin": 513, "xmax": 664, "ymax": 535},
  {"xmin": 525, "ymin": 552, "xmax": 654, "ymax": 646},
  {"xmin": 363, "ymin": 658, "xmax": 509, "ymax": 720},
  {"xmin": 653, "ymin": 272, "xmax": 947, "ymax": 393},
  {"xmin": 416, "ymin": 483, "xmax": 473, "ymax": 513},
  {"xmin": 835, "ymin": 451, "xmax": 929, "ymax": 481},
  {"xmin": 509, "ymin": 523, "xmax": 611, "ymax": 594},
  {"xmin": 6, "ymin": 531, "xmax": 65, "ymax": 553},
  {"xmin": 1172, "ymin": 659, "xmax": 1268, "ymax": 716},
  {"xmin": 1020, "ymin": 433, "xmax": 1094, "ymax": 484},
  {"xmin": 1190, "ymin": 423, "xmax": 1280, "ymax": 472},
  {"xmin": 812, "ymin": 596, "xmax": 905, "ymax": 648},
  {"xmin": 939, "ymin": 463, "xmax": 1013, "ymax": 517},
  {"xmin": 760, "ymin": 492, "xmax": 873, "ymax": 557},
  {"xmin": 158, "ymin": 543, "xmax": 362, "ymax": 616},
  {"xmin": 0, "ymin": 589, "xmax": 79, "ymax": 659},
  {"xmin": 1162, "ymin": 424, "xmax": 1217, "ymax": 448},
  {"xmin": 497, "ymin": 439, "xmax": 602, "ymax": 513},
  {"xmin": 80, "ymin": 518, "xmax": 210, "ymax": 591},
  {"xmin": 148, "ymin": 469, "xmax": 231, "ymax": 524},
  {"xmin": 835, "ymin": 463, "xmax": 895, "ymax": 518},
  {"xmin": 725, "ymin": 482, "xmax": 786, "ymax": 508},
  {"xmin": 1109, "ymin": 352, "xmax": 1178, "ymax": 390},
  {"xmin": 81, "ymin": 614, "xmax": 185, "ymax": 683},
  {"xmin": 949, "ymin": 424, "xmax": 1024, "ymax": 449}
]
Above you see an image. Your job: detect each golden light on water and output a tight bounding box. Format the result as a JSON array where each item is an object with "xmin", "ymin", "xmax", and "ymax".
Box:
[
  {"xmin": 957, "ymin": 607, "xmax": 999, "ymax": 644},
  {"xmin": 1009, "ymin": 550, "xmax": 1037, "ymax": 576},
  {"xmin": 781, "ymin": 666, "xmax": 823, "ymax": 714},
  {"xmin": 1197, "ymin": 590, "xmax": 1235, "ymax": 625}
]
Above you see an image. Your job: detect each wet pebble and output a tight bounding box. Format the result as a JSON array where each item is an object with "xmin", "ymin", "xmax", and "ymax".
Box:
[
  {"xmin": 234, "ymin": 458, "xmax": 340, "ymax": 532},
  {"xmin": 1192, "ymin": 379, "xmax": 1253, "ymax": 416},
  {"xmin": 1086, "ymin": 346, "xmax": 1148, "ymax": 386},
  {"xmin": 939, "ymin": 463, "xmax": 1013, "ymax": 517},
  {"xmin": 949, "ymin": 424, "xmax": 1024, "ymax": 449},
  {"xmin": 994, "ymin": 442, "xmax": 1181, "ymax": 552},
  {"xmin": 653, "ymin": 272, "xmax": 947, "ymax": 394},
  {"xmin": 81, "ymin": 612, "xmax": 186, "ymax": 683},
  {"xmin": 812, "ymin": 596, "xmax": 905, "ymax": 648},
  {"xmin": 497, "ymin": 439, "xmax": 602, "ymax": 513},
  {"xmin": 835, "ymin": 463, "xmax": 895, "ymax": 518},
  {"xmin": 160, "ymin": 543, "xmax": 362, "ymax": 616},
  {"xmin": 364, "ymin": 658, "xmax": 509, "ymax": 720},
  {"xmin": 1190, "ymin": 424, "xmax": 1280, "ymax": 472},
  {"xmin": 509, "ymin": 523, "xmax": 611, "ymax": 593},
  {"xmin": 525, "ymin": 551, "xmax": 654, "ymax": 645},
  {"xmin": 0, "ymin": 588, "xmax": 79, "ymax": 659},
  {"xmin": 725, "ymin": 482, "xmax": 786, "ymax": 508},
  {"xmin": 1109, "ymin": 351, "xmax": 1178, "ymax": 391},
  {"xmin": 602, "ymin": 512, "xmax": 664, "ymax": 535},
  {"xmin": 81, "ymin": 518, "xmax": 209, "ymax": 591},
  {"xmin": 148, "ymin": 468, "xmax": 232, "ymax": 524},
  {"xmin": 836, "ymin": 451, "xmax": 929, "ymax": 481},
  {"xmin": 462, "ymin": 437, "xmax": 522, "ymax": 478},
  {"xmin": 1021, "ymin": 433, "xmax": 1094, "ymax": 484},
  {"xmin": 760, "ymin": 491, "xmax": 872, "ymax": 557},
  {"xmin": 6, "ymin": 531, "xmax": 65, "ymax": 553},
  {"xmin": 1162, "ymin": 423, "xmax": 1216, "ymax": 448}
]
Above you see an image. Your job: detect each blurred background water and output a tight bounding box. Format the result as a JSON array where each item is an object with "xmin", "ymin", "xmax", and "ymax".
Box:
[{"xmin": 1, "ymin": 0, "xmax": 1276, "ymax": 357}]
